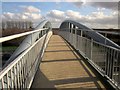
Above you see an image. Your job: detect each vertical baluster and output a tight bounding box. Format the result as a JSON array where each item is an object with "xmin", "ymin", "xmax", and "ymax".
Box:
[
  {"xmin": 106, "ymin": 47, "xmax": 109, "ymax": 76},
  {"xmin": 1, "ymin": 78, "xmax": 4, "ymax": 89},
  {"xmin": 109, "ymin": 49, "xmax": 114, "ymax": 79},
  {"xmin": 10, "ymin": 68, "xmax": 14, "ymax": 88},
  {"xmin": 6, "ymin": 72, "xmax": 10, "ymax": 89},
  {"xmin": 118, "ymin": 51, "xmax": 120, "ymax": 87},
  {"xmin": 90, "ymin": 39, "xmax": 93, "ymax": 60},
  {"xmin": 3, "ymin": 74, "xmax": 7, "ymax": 89},
  {"xmin": 0, "ymin": 79, "xmax": 2, "ymax": 90},
  {"xmin": 24, "ymin": 55, "xmax": 27, "ymax": 88},
  {"xmin": 75, "ymin": 26, "xmax": 77, "ymax": 49},
  {"xmin": 17, "ymin": 63, "xmax": 20, "ymax": 89},
  {"xmin": 14, "ymin": 65, "xmax": 17, "ymax": 89},
  {"xmin": 19, "ymin": 61, "xmax": 22, "ymax": 88},
  {"xmin": 112, "ymin": 50, "xmax": 115, "ymax": 81},
  {"xmin": 22, "ymin": 57, "xmax": 25, "ymax": 88},
  {"xmin": 114, "ymin": 51, "xmax": 118, "ymax": 85}
]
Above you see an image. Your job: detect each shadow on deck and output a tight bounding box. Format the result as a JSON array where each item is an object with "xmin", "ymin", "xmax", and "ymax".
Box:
[{"xmin": 31, "ymin": 35, "xmax": 108, "ymax": 89}]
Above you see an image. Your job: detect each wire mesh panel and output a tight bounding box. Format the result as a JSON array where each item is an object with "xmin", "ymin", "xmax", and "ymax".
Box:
[
  {"xmin": 59, "ymin": 20, "xmax": 120, "ymax": 89},
  {"xmin": 91, "ymin": 42, "xmax": 106, "ymax": 73},
  {"xmin": 0, "ymin": 27, "xmax": 52, "ymax": 89}
]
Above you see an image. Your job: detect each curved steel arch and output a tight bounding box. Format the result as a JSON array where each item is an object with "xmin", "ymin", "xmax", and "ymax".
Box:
[
  {"xmin": 60, "ymin": 20, "xmax": 120, "ymax": 49},
  {"xmin": 35, "ymin": 20, "xmax": 52, "ymax": 29},
  {"xmin": 4, "ymin": 20, "xmax": 52, "ymax": 67}
]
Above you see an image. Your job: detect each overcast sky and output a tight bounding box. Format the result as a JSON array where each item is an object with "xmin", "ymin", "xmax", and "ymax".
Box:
[{"xmin": 1, "ymin": 0, "xmax": 119, "ymax": 29}]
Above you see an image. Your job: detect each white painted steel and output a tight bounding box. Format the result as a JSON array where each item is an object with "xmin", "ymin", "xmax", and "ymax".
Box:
[
  {"xmin": 0, "ymin": 28, "xmax": 48, "ymax": 43},
  {"xmin": 0, "ymin": 21, "xmax": 52, "ymax": 89},
  {"xmin": 59, "ymin": 23, "xmax": 120, "ymax": 90}
]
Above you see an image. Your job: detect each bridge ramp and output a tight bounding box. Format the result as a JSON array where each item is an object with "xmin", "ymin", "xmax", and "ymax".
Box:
[{"xmin": 31, "ymin": 35, "xmax": 106, "ymax": 89}]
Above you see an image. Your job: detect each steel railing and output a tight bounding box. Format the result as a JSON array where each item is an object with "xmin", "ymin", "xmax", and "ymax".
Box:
[
  {"xmin": 0, "ymin": 28, "xmax": 48, "ymax": 43},
  {"xmin": 59, "ymin": 28, "xmax": 120, "ymax": 89},
  {"xmin": 0, "ymin": 28, "xmax": 53, "ymax": 89}
]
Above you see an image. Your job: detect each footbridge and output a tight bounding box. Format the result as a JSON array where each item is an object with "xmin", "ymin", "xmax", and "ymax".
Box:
[{"xmin": 0, "ymin": 20, "xmax": 120, "ymax": 89}]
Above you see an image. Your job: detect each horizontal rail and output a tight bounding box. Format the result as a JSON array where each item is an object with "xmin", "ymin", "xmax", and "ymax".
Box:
[
  {"xmin": 0, "ymin": 20, "xmax": 52, "ymax": 89},
  {"xmin": 61, "ymin": 28, "xmax": 120, "ymax": 35},
  {"xmin": 0, "ymin": 28, "xmax": 48, "ymax": 43},
  {"xmin": 92, "ymin": 38, "xmax": 120, "ymax": 51},
  {"xmin": 0, "ymin": 30, "xmax": 52, "ymax": 89},
  {"xmin": 59, "ymin": 28, "xmax": 120, "ymax": 89},
  {"xmin": 61, "ymin": 28, "xmax": 120, "ymax": 49}
]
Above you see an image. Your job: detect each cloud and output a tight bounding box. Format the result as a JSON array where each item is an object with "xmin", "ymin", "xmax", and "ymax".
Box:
[
  {"xmin": 2, "ymin": 4, "xmax": 118, "ymax": 29},
  {"xmin": 66, "ymin": 10, "xmax": 81, "ymax": 18},
  {"xmin": 3, "ymin": 12, "xmax": 14, "ymax": 20},
  {"xmin": 46, "ymin": 9, "xmax": 118, "ymax": 28},
  {"xmin": 88, "ymin": 2, "xmax": 118, "ymax": 10},
  {"xmin": 47, "ymin": 10, "xmax": 65, "ymax": 19},
  {"xmin": 2, "ymin": 6, "xmax": 42, "ymax": 21},
  {"xmin": 74, "ymin": 2, "xmax": 118, "ymax": 10},
  {"xmin": 46, "ymin": 10, "xmax": 66, "ymax": 27}
]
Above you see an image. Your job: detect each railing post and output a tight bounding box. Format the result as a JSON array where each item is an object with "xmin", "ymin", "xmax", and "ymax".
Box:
[
  {"xmin": 105, "ymin": 48, "xmax": 108, "ymax": 75},
  {"xmin": 70, "ymin": 23, "xmax": 72, "ymax": 43},
  {"xmin": 7, "ymin": 73, "xmax": 10, "ymax": 88},
  {"xmin": 80, "ymin": 30, "xmax": 82, "ymax": 37},
  {"xmin": 110, "ymin": 49, "xmax": 114, "ymax": 79},
  {"xmin": 90, "ymin": 39, "xmax": 93, "ymax": 60},
  {"xmin": 1, "ymin": 78, "xmax": 4, "ymax": 89},
  {"xmin": 106, "ymin": 48, "xmax": 110, "ymax": 76},
  {"xmin": 71, "ymin": 24, "xmax": 73, "ymax": 45},
  {"xmin": 117, "ymin": 51, "xmax": 120, "ymax": 86},
  {"xmin": 75, "ymin": 27, "xmax": 77, "ymax": 49},
  {"xmin": 66, "ymin": 22, "xmax": 68, "ymax": 41},
  {"xmin": 76, "ymin": 29, "xmax": 78, "ymax": 50},
  {"xmin": 74, "ymin": 26, "xmax": 77, "ymax": 49},
  {"xmin": 118, "ymin": 52, "xmax": 120, "ymax": 86},
  {"xmin": 69, "ymin": 23, "xmax": 71, "ymax": 42}
]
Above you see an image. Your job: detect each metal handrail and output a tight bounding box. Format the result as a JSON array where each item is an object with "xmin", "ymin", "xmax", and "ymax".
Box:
[
  {"xmin": 82, "ymin": 36, "xmax": 120, "ymax": 52},
  {"xmin": 0, "ymin": 29, "xmax": 52, "ymax": 89},
  {"xmin": 0, "ymin": 28, "xmax": 48, "ymax": 43},
  {"xmin": 0, "ymin": 34, "xmax": 41, "ymax": 78},
  {"xmin": 59, "ymin": 29, "xmax": 120, "ymax": 89},
  {"xmin": 0, "ymin": 20, "xmax": 52, "ymax": 89},
  {"xmin": 61, "ymin": 28, "xmax": 120, "ymax": 49},
  {"xmin": 61, "ymin": 28, "xmax": 120, "ymax": 35},
  {"xmin": 59, "ymin": 21, "xmax": 120, "ymax": 89}
]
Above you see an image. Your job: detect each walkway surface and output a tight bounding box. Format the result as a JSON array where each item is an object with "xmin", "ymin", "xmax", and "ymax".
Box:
[{"xmin": 31, "ymin": 35, "xmax": 107, "ymax": 89}]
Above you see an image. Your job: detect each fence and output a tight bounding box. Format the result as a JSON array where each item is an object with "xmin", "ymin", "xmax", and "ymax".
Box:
[
  {"xmin": 59, "ymin": 28, "xmax": 120, "ymax": 89},
  {"xmin": 0, "ymin": 27, "xmax": 52, "ymax": 89}
]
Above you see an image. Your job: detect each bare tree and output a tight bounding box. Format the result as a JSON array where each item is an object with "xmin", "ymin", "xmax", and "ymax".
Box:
[{"xmin": 2, "ymin": 20, "xmax": 33, "ymax": 30}]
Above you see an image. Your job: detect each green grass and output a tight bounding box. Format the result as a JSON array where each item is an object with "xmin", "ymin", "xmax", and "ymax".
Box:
[{"xmin": 0, "ymin": 46, "xmax": 18, "ymax": 52}]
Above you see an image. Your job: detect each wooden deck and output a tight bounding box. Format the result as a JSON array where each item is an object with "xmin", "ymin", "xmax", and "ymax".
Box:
[{"xmin": 31, "ymin": 35, "xmax": 107, "ymax": 89}]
